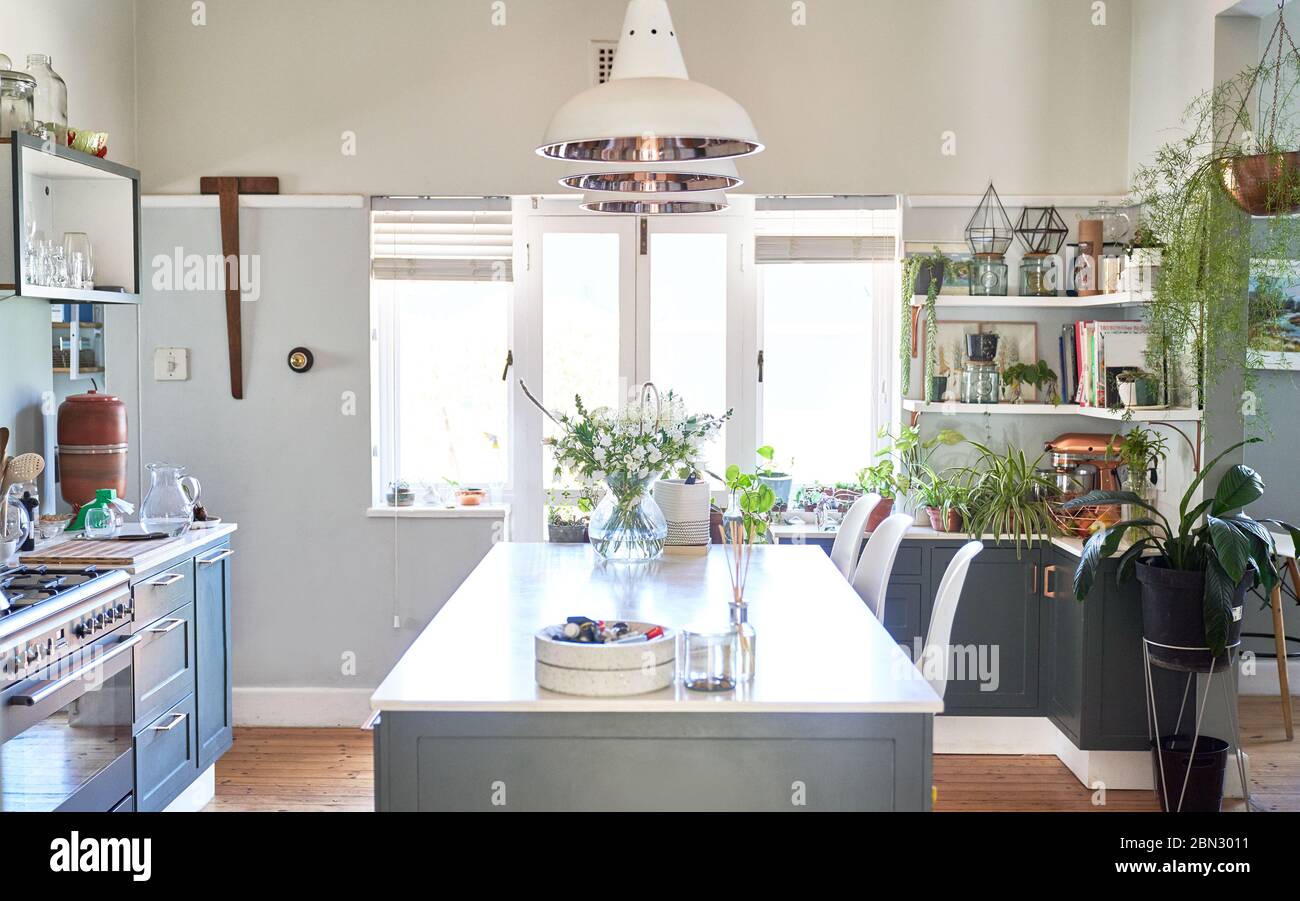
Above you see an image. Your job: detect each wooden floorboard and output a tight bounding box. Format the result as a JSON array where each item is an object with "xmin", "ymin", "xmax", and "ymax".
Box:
[{"xmin": 204, "ymin": 696, "xmax": 1300, "ymax": 812}]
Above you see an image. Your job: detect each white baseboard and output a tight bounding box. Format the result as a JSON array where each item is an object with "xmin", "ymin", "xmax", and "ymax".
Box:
[
  {"xmin": 234, "ymin": 687, "xmax": 374, "ymax": 728},
  {"xmin": 933, "ymin": 716, "xmax": 1059, "ymax": 754},
  {"xmin": 164, "ymin": 764, "xmax": 215, "ymax": 812},
  {"xmin": 1239, "ymin": 657, "xmax": 1300, "ymax": 696}
]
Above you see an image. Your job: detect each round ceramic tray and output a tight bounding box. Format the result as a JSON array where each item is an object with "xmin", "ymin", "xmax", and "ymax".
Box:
[{"xmin": 534, "ymin": 620, "xmax": 676, "ymax": 671}]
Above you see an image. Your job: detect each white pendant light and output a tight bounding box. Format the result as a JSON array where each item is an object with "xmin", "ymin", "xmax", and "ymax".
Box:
[
  {"xmin": 561, "ymin": 158, "xmax": 743, "ymax": 194},
  {"xmin": 580, "ymin": 189, "xmax": 729, "ymax": 215},
  {"xmin": 538, "ymin": 0, "xmax": 763, "ymax": 165}
]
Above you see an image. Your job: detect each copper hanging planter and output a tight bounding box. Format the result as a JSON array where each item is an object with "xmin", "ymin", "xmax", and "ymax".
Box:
[{"xmin": 1219, "ymin": 151, "xmax": 1300, "ymax": 216}]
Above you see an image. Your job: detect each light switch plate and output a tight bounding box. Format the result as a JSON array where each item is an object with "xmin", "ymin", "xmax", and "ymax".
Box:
[{"xmin": 154, "ymin": 347, "xmax": 189, "ymax": 381}]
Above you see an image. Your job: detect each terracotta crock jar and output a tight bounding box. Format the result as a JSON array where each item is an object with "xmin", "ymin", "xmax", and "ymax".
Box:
[{"xmin": 57, "ymin": 390, "xmax": 128, "ymax": 512}]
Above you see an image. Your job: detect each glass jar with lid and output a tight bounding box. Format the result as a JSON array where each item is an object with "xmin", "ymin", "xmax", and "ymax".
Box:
[
  {"xmin": 0, "ymin": 67, "xmax": 36, "ymax": 138},
  {"xmin": 1019, "ymin": 253, "xmax": 1060, "ymax": 296},
  {"xmin": 25, "ymin": 54, "xmax": 67, "ymax": 144},
  {"xmin": 969, "ymin": 254, "xmax": 1009, "ymax": 296},
  {"xmin": 961, "ymin": 361, "xmax": 1001, "ymax": 404}
]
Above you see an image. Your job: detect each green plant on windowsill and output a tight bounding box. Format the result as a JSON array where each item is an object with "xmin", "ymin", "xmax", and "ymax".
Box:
[
  {"xmin": 1002, "ymin": 359, "xmax": 1059, "ymax": 405},
  {"xmin": 959, "ymin": 442, "xmax": 1060, "ymax": 556},
  {"xmin": 899, "ymin": 247, "xmax": 948, "ymax": 400},
  {"xmin": 914, "ymin": 465, "xmax": 971, "ymax": 533}
]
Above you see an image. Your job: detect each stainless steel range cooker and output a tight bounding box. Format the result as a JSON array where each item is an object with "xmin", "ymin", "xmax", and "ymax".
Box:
[{"xmin": 0, "ymin": 564, "xmax": 137, "ymax": 812}]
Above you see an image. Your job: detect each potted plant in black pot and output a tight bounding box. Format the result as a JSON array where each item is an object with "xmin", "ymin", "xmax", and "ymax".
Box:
[{"xmin": 1066, "ymin": 439, "xmax": 1300, "ymax": 672}]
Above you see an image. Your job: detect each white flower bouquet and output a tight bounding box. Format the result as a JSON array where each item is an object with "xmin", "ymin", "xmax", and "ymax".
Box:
[{"xmin": 521, "ymin": 381, "xmax": 729, "ymax": 562}]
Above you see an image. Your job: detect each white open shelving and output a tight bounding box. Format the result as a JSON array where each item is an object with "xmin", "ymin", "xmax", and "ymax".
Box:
[
  {"xmin": 910, "ymin": 290, "xmax": 1149, "ymax": 309},
  {"xmin": 901, "ymin": 399, "xmax": 1202, "ymax": 423}
]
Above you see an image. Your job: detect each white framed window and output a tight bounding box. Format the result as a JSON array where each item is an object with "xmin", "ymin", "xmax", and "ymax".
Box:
[
  {"xmin": 371, "ymin": 198, "xmax": 514, "ymax": 506},
  {"xmin": 754, "ymin": 197, "xmax": 900, "ymax": 487}
]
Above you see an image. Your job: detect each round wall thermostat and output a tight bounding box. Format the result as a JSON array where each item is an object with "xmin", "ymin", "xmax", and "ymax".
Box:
[{"xmin": 287, "ymin": 347, "xmax": 314, "ymax": 373}]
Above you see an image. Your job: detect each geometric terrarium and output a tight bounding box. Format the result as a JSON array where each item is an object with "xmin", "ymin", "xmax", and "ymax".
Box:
[{"xmin": 965, "ymin": 181, "xmax": 1015, "ymax": 296}]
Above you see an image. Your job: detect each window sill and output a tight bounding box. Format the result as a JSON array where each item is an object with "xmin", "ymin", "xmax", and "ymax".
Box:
[{"xmin": 366, "ymin": 504, "xmax": 510, "ymax": 519}]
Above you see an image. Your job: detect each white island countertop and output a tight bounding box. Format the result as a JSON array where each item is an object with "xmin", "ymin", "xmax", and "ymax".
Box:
[{"xmin": 371, "ymin": 542, "xmax": 943, "ymax": 715}]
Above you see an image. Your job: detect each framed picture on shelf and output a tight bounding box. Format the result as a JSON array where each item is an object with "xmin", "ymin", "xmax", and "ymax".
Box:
[
  {"xmin": 1249, "ymin": 263, "xmax": 1300, "ymax": 370},
  {"xmin": 923, "ymin": 320, "xmax": 1041, "ymax": 401},
  {"xmin": 905, "ymin": 242, "xmax": 972, "ymax": 295}
]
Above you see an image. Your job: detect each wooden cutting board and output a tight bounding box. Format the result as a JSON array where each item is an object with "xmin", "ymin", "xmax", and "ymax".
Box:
[{"xmin": 19, "ymin": 536, "xmax": 189, "ymax": 567}]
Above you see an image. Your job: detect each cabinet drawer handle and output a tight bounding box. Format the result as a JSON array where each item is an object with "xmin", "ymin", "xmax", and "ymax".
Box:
[
  {"xmin": 147, "ymin": 618, "xmax": 185, "ymax": 634},
  {"xmin": 147, "ymin": 572, "xmax": 185, "ymax": 587},
  {"xmin": 1043, "ymin": 564, "xmax": 1058, "ymax": 599},
  {"xmin": 198, "ymin": 548, "xmax": 234, "ymax": 566},
  {"xmin": 151, "ymin": 712, "xmax": 186, "ymax": 732}
]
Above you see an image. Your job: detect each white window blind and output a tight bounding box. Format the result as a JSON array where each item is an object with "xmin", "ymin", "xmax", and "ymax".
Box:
[
  {"xmin": 755, "ymin": 195, "xmax": 898, "ymax": 263},
  {"xmin": 371, "ymin": 197, "xmax": 513, "ymax": 281}
]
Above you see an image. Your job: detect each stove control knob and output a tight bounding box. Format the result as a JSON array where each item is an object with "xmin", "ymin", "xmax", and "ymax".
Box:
[
  {"xmin": 26, "ymin": 646, "xmax": 39, "ymax": 663},
  {"xmin": 73, "ymin": 622, "xmax": 88, "ymax": 638}
]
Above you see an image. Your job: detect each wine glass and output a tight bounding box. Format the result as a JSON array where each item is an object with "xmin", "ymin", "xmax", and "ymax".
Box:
[{"xmin": 62, "ymin": 232, "xmax": 92, "ymax": 289}]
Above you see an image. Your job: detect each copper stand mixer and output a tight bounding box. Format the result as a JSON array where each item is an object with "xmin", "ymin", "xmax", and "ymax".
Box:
[{"xmin": 1041, "ymin": 433, "xmax": 1125, "ymax": 496}]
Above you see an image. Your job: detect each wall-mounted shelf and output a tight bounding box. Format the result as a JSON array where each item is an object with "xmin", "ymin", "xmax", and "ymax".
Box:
[
  {"xmin": 1, "ymin": 131, "xmax": 141, "ymax": 305},
  {"xmin": 902, "ymin": 399, "xmax": 1202, "ymax": 422},
  {"xmin": 52, "ymin": 320, "xmax": 103, "ymax": 329},
  {"xmin": 905, "ymin": 194, "xmax": 1132, "ymax": 209},
  {"xmin": 53, "ymin": 366, "xmax": 103, "ymax": 374},
  {"xmin": 910, "ymin": 291, "xmax": 1149, "ymax": 309}
]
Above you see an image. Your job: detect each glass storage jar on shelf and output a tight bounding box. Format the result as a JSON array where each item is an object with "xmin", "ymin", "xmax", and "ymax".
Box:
[
  {"xmin": 1019, "ymin": 253, "xmax": 1060, "ymax": 296},
  {"xmin": 961, "ymin": 361, "xmax": 1001, "ymax": 404},
  {"xmin": 0, "ymin": 67, "xmax": 36, "ymax": 137},
  {"xmin": 970, "ymin": 254, "xmax": 1009, "ymax": 296},
  {"xmin": 25, "ymin": 54, "xmax": 67, "ymax": 145}
]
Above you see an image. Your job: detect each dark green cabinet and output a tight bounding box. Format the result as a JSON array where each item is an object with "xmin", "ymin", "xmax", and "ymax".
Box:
[
  {"xmin": 931, "ymin": 545, "xmax": 1041, "ymax": 713},
  {"xmin": 194, "ymin": 542, "xmax": 235, "ymax": 770},
  {"xmin": 1041, "ymin": 544, "xmax": 1184, "ymax": 750}
]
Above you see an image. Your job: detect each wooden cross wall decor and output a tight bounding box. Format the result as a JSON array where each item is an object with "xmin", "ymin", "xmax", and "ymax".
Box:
[{"xmin": 199, "ymin": 176, "xmax": 280, "ymax": 399}]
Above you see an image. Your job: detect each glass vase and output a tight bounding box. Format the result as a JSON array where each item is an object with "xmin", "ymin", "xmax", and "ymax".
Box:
[
  {"xmin": 1123, "ymin": 470, "xmax": 1154, "ymax": 540},
  {"xmin": 730, "ymin": 602, "xmax": 756, "ymax": 683},
  {"xmin": 588, "ymin": 473, "xmax": 668, "ymax": 563}
]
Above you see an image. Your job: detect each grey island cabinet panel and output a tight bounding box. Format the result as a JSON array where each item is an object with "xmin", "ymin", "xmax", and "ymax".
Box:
[
  {"xmin": 195, "ymin": 542, "xmax": 235, "ymax": 770},
  {"xmin": 376, "ymin": 711, "xmax": 933, "ymax": 812}
]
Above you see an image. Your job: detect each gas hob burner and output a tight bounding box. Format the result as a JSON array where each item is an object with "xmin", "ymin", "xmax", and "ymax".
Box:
[{"xmin": 0, "ymin": 565, "xmax": 103, "ymax": 614}]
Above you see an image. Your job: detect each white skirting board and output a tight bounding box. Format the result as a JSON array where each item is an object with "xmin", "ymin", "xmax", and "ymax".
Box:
[
  {"xmin": 1239, "ymin": 658, "xmax": 1300, "ymax": 696},
  {"xmin": 935, "ymin": 716, "xmax": 1249, "ymax": 798},
  {"xmin": 163, "ymin": 765, "xmax": 215, "ymax": 812},
  {"xmin": 234, "ymin": 687, "xmax": 374, "ymax": 728}
]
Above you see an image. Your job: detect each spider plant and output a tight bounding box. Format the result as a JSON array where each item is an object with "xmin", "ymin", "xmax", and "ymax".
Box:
[
  {"xmin": 960, "ymin": 442, "xmax": 1059, "ymax": 556},
  {"xmin": 1065, "ymin": 438, "xmax": 1300, "ymax": 655}
]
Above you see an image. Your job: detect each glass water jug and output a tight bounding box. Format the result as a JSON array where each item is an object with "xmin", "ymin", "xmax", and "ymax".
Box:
[
  {"xmin": 25, "ymin": 54, "xmax": 67, "ymax": 144},
  {"xmin": 140, "ymin": 463, "xmax": 200, "ymax": 537}
]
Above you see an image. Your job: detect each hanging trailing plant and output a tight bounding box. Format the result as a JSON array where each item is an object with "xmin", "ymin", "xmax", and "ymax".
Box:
[
  {"xmin": 1130, "ymin": 14, "xmax": 1300, "ymax": 417},
  {"xmin": 899, "ymin": 247, "xmax": 948, "ymax": 402}
]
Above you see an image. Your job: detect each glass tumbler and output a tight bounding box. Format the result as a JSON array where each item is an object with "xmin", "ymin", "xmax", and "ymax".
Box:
[
  {"xmin": 62, "ymin": 233, "xmax": 92, "ymax": 289},
  {"xmin": 681, "ymin": 629, "xmax": 738, "ymax": 692}
]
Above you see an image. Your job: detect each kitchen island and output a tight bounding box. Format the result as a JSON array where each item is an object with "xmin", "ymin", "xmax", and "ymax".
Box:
[{"xmin": 370, "ymin": 542, "xmax": 942, "ymax": 811}]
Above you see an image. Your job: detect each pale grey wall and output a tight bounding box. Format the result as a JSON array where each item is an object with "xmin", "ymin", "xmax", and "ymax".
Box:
[
  {"xmin": 133, "ymin": 0, "xmax": 1136, "ymax": 197},
  {"xmin": 137, "ymin": 205, "xmax": 499, "ymax": 690}
]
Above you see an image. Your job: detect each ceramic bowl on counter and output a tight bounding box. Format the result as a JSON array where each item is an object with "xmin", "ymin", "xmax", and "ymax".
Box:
[{"xmin": 534, "ymin": 620, "xmax": 676, "ymax": 696}]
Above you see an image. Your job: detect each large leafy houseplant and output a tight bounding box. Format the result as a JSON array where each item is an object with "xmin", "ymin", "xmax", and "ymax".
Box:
[{"xmin": 1066, "ymin": 438, "xmax": 1300, "ymax": 657}]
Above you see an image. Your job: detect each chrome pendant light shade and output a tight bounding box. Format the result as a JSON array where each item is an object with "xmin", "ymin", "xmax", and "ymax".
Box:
[
  {"xmin": 562, "ymin": 159, "xmax": 742, "ymax": 194},
  {"xmin": 539, "ymin": 0, "xmax": 761, "ymax": 212},
  {"xmin": 580, "ymin": 190, "xmax": 729, "ymax": 215}
]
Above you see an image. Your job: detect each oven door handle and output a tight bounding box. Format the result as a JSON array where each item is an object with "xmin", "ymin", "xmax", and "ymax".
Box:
[{"xmin": 8, "ymin": 634, "xmax": 142, "ymax": 707}]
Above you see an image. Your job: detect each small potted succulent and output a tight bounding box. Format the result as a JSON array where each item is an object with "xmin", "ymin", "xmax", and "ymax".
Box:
[
  {"xmin": 456, "ymin": 487, "xmax": 487, "ymax": 506},
  {"xmin": 386, "ymin": 479, "xmax": 415, "ymax": 507},
  {"xmin": 1115, "ymin": 368, "xmax": 1159, "ymax": 408}
]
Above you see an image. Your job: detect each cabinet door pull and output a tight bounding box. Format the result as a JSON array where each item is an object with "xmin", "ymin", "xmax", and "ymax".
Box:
[
  {"xmin": 1030, "ymin": 563, "xmax": 1039, "ymax": 596},
  {"xmin": 1042, "ymin": 564, "xmax": 1058, "ymax": 598},
  {"xmin": 147, "ymin": 572, "xmax": 185, "ymax": 587},
  {"xmin": 147, "ymin": 618, "xmax": 185, "ymax": 634},
  {"xmin": 151, "ymin": 712, "xmax": 186, "ymax": 732},
  {"xmin": 199, "ymin": 548, "xmax": 235, "ymax": 566}
]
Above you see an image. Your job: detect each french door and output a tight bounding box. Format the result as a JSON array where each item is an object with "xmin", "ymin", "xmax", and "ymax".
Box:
[{"xmin": 512, "ymin": 199, "xmax": 755, "ymax": 539}]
